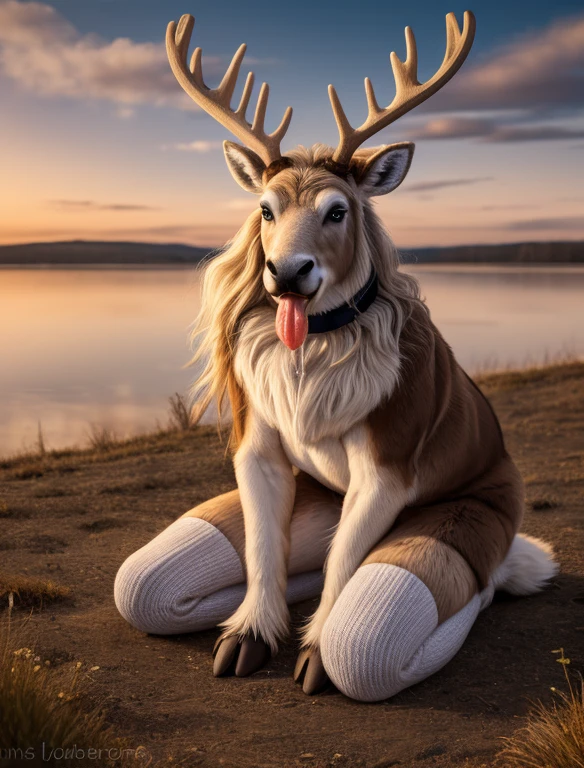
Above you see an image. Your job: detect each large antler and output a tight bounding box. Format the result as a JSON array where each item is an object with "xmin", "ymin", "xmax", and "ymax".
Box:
[
  {"xmin": 166, "ymin": 15, "xmax": 292, "ymax": 166},
  {"xmin": 329, "ymin": 11, "xmax": 476, "ymax": 166}
]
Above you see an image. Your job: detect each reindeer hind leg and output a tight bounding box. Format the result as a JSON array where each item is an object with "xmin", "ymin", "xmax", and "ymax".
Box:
[{"xmin": 319, "ymin": 483, "xmax": 552, "ymax": 702}]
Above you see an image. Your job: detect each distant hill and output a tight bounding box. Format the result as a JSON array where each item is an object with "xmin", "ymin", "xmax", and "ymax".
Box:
[
  {"xmin": 0, "ymin": 239, "xmax": 583, "ymax": 265},
  {"xmin": 402, "ymin": 241, "xmax": 584, "ymax": 264},
  {"xmin": 0, "ymin": 240, "xmax": 213, "ymax": 265}
]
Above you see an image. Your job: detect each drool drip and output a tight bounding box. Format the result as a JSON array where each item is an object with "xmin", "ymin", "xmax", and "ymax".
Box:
[
  {"xmin": 294, "ymin": 344, "xmax": 305, "ymax": 378},
  {"xmin": 292, "ymin": 343, "xmax": 306, "ymax": 436}
]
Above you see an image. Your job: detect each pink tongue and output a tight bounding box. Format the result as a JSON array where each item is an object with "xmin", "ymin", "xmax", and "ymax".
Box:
[{"xmin": 276, "ymin": 294, "xmax": 309, "ymax": 350}]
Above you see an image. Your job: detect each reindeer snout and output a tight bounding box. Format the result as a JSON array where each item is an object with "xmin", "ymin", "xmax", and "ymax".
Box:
[{"xmin": 266, "ymin": 256, "xmax": 317, "ymax": 296}]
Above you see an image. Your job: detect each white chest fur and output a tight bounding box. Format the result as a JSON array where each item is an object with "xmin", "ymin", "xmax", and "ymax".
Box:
[
  {"xmin": 233, "ymin": 302, "xmax": 401, "ymax": 490},
  {"xmin": 281, "ymin": 430, "xmax": 350, "ymax": 494}
]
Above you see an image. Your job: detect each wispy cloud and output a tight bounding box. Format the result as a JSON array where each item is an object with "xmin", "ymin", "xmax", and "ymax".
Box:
[
  {"xmin": 428, "ymin": 13, "xmax": 584, "ymax": 113},
  {"xmin": 483, "ymin": 125, "xmax": 584, "ymax": 143},
  {"xmin": 116, "ymin": 106, "xmax": 135, "ymax": 120},
  {"xmin": 402, "ymin": 177, "xmax": 492, "ymax": 194},
  {"xmin": 49, "ymin": 200, "xmax": 160, "ymax": 212},
  {"xmin": 225, "ymin": 198, "xmax": 257, "ymax": 211},
  {"xmin": 410, "ymin": 117, "xmax": 584, "ymax": 143},
  {"xmin": 481, "ymin": 204, "xmax": 537, "ymax": 212},
  {"xmin": 504, "ymin": 217, "xmax": 584, "ymax": 231},
  {"xmin": 409, "ymin": 117, "xmax": 492, "ymax": 141},
  {"xmin": 166, "ymin": 141, "xmax": 223, "ymax": 153},
  {"xmin": 0, "ymin": 0, "xmax": 258, "ymax": 111}
]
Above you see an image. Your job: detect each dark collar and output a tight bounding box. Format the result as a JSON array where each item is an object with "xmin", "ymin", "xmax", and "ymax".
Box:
[{"xmin": 308, "ymin": 267, "xmax": 379, "ymax": 335}]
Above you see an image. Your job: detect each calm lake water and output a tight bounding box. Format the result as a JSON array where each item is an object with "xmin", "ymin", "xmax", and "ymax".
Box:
[{"xmin": 1, "ymin": 264, "xmax": 583, "ymax": 456}]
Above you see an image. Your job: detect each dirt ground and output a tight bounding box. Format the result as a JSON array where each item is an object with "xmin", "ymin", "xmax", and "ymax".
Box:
[{"xmin": 1, "ymin": 362, "xmax": 583, "ymax": 768}]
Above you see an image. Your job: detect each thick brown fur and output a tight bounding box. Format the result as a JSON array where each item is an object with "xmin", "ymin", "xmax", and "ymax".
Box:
[{"xmin": 365, "ymin": 302, "xmax": 524, "ymax": 590}]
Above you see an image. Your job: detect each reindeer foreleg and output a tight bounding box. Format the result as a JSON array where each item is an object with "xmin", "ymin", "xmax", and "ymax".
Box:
[
  {"xmin": 295, "ymin": 425, "xmax": 414, "ymax": 693},
  {"xmin": 214, "ymin": 410, "xmax": 296, "ymax": 677}
]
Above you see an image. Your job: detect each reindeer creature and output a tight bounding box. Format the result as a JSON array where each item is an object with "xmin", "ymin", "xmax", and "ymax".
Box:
[{"xmin": 115, "ymin": 10, "xmax": 558, "ymax": 701}]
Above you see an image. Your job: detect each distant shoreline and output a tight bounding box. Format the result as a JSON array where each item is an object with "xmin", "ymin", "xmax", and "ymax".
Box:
[
  {"xmin": 0, "ymin": 239, "xmax": 583, "ymax": 265},
  {"xmin": 0, "ymin": 263, "xmax": 202, "ymax": 270},
  {"xmin": 2, "ymin": 262, "xmax": 584, "ymax": 272}
]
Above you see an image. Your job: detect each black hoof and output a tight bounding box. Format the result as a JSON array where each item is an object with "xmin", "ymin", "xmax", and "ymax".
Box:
[
  {"xmin": 294, "ymin": 647, "xmax": 331, "ymax": 695},
  {"xmin": 213, "ymin": 631, "xmax": 271, "ymax": 677}
]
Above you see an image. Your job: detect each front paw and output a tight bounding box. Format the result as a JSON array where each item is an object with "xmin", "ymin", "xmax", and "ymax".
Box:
[
  {"xmin": 213, "ymin": 631, "xmax": 271, "ymax": 677},
  {"xmin": 294, "ymin": 647, "xmax": 331, "ymax": 695},
  {"xmin": 219, "ymin": 590, "xmax": 290, "ymax": 655}
]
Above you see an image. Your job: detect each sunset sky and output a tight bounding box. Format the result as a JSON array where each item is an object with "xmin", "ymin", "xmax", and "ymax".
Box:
[{"xmin": 0, "ymin": 0, "xmax": 583, "ymax": 249}]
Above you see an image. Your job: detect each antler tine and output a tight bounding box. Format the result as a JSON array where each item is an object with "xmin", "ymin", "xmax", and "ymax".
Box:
[
  {"xmin": 271, "ymin": 105, "xmax": 293, "ymax": 142},
  {"xmin": 252, "ymin": 82, "xmax": 269, "ymax": 134},
  {"xmin": 175, "ymin": 15, "xmax": 194, "ymax": 61},
  {"xmin": 403, "ymin": 26, "xmax": 420, "ymax": 85},
  {"xmin": 328, "ymin": 85, "xmax": 353, "ymax": 138},
  {"xmin": 389, "ymin": 25, "xmax": 421, "ymax": 98},
  {"xmin": 166, "ymin": 14, "xmax": 293, "ymax": 166},
  {"xmin": 236, "ymin": 71, "xmax": 255, "ymax": 118},
  {"xmin": 364, "ymin": 78, "xmax": 381, "ymax": 116},
  {"xmin": 444, "ymin": 12, "xmax": 463, "ymax": 61},
  {"xmin": 330, "ymin": 10, "xmax": 476, "ymax": 166},
  {"xmin": 217, "ymin": 44, "xmax": 247, "ymax": 106},
  {"xmin": 189, "ymin": 47, "xmax": 204, "ymax": 88}
]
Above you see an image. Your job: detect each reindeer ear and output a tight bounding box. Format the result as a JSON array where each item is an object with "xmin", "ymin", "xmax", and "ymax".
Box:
[
  {"xmin": 354, "ymin": 142, "xmax": 414, "ymax": 197},
  {"xmin": 223, "ymin": 141, "xmax": 266, "ymax": 193}
]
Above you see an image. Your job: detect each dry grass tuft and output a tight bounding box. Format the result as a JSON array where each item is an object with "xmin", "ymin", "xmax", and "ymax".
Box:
[
  {"xmin": 36, "ymin": 422, "xmax": 47, "ymax": 458},
  {"xmin": 86, "ymin": 424, "xmax": 118, "ymax": 452},
  {"xmin": 168, "ymin": 392, "xmax": 192, "ymax": 431},
  {"xmin": 0, "ymin": 573, "xmax": 70, "ymax": 610},
  {"xmin": 9, "ymin": 463, "xmax": 46, "ymax": 480},
  {"xmin": 0, "ymin": 601, "xmax": 149, "ymax": 767},
  {"xmin": 497, "ymin": 650, "xmax": 584, "ymax": 768}
]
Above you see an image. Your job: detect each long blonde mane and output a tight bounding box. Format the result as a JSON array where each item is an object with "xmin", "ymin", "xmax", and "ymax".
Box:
[{"xmin": 189, "ymin": 146, "xmax": 425, "ymax": 453}]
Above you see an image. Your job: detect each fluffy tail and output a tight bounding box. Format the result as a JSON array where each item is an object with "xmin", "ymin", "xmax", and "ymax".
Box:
[{"xmin": 491, "ymin": 533, "xmax": 559, "ymax": 595}]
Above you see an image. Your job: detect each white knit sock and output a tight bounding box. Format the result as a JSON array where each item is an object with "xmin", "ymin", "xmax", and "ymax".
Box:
[
  {"xmin": 320, "ymin": 563, "xmax": 493, "ymax": 702},
  {"xmin": 114, "ymin": 517, "xmax": 323, "ymax": 635}
]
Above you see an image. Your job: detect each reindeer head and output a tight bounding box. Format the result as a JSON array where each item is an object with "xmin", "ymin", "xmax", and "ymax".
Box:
[{"xmin": 166, "ymin": 12, "xmax": 475, "ymax": 349}]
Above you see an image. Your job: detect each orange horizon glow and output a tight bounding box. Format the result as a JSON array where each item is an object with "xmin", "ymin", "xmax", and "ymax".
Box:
[{"xmin": 1, "ymin": 1, "xmax": 583, "ymax": 251}]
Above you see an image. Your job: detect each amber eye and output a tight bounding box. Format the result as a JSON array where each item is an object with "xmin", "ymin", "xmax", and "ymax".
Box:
[
  {"xmin": 325, "ymin": 206, "xmax": 347, "ymax": 223},
  {"xmin": 261, "ymin": 205, "xmax": 274, "ymax": 221}
]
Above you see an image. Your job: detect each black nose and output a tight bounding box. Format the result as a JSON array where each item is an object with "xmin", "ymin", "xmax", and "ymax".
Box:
[
  {"xmin": 266, "ymin": 259, "xmax": 315, "ymax": 279},
  {"xmin": 296, "ymin": 259, "xmax": 315, "ymax": 276}
]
